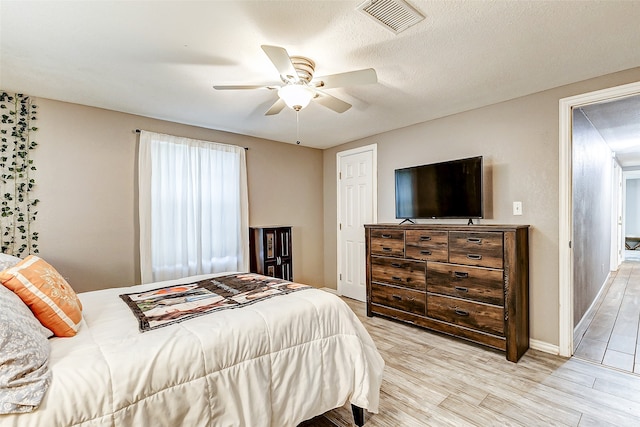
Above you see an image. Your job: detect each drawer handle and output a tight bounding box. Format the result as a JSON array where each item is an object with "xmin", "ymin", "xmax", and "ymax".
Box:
[
  {"xmin": 454, "ymin": 271, "xmax": 469, "ymax": 278},
  {"xmin": 454, "ymin": 309, "xmax": 470, "ymax": 317},
  {"xmin": 454, "ymin": 286, "xmax": 469, "ymax": 293},
  {"xmin": 382, "ymin": 247, "xmax": 392, "ymax": 252},
  {"xmin": 467, "ymin": 254, "xmax": 482, "ymax": 260},
  {"xmin": 467, "ymin": 238, "xmax": 482, "ymax": 244},
  {"xmin": 392, "ymin": 294, "xmax": 402, "ymax": 300},
  {"xmin": 420, "ymin": 250, "xmax": 432, "ymax": 255},
  {"xmin": 391, "ymin": 276, "xmax": 402, "ymax": 281},
  {"xmin": 391, "ymin": 263, "xmax": 402, "ymax": 268},
  {"xmin": 381, "ymin": 234, "xmax": 392, "ymax": 238},
  {"xmin": 419, "ymin": 236, "xmax": 431, "ymax": 241}
]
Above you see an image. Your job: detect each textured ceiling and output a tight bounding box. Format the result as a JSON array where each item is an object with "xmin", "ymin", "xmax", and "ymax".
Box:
[{"xmin": 1, "ymin": 0, "xmax": 640, "ymax": 149}]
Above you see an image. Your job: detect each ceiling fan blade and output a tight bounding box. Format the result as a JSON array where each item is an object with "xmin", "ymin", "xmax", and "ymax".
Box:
[
  {"xmin": 261, "ymin": 45, "xmax": 300, "ymax": 83},
  {"xmin": 213, "ymin": 84, "xmax": 277, "ymax": 90},
  {"xmin": 314, "ymin": 92, "xmax": 352, "ymax": 113},
  {"xmin": 313, "ymin": 68, "xmax": 377, "ymax": 89},
  {"xmin": 265, "ymin": 98, "xmax": 286, "ymax": 116}
]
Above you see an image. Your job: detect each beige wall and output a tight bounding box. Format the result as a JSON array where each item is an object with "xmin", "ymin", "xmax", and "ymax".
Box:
[
  {"xmin": 323, "ymin": 67, "xmax": 640, "ymax": 347},
  {"xmin": 18, "ymin": 66, "xmax": 640, "ymax": 346},
  {"xmin": 32, "ymin": 99, "xmax": 324, "ymax": 293}
]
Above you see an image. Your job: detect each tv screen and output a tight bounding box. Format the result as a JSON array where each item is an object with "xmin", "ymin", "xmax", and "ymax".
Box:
[{"xmin": 395, "ymin": 156, "xmax": 483, "ymax": 219}]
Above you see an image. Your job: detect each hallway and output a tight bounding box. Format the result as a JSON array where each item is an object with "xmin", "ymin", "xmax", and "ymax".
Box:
[{"xmin": 574, "ymin": 257, "xmax": 640, "ymax": 374}]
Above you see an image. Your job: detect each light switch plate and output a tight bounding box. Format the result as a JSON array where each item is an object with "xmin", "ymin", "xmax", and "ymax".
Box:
[{"xmin": 513, "ymin": 201, "xmax": 523, "ymax": 215}]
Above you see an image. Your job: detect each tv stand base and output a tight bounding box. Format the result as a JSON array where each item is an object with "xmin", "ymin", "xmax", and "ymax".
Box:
[{"xmin": 399, "ymin": 219, "xmax": 415, "ymax": 225}]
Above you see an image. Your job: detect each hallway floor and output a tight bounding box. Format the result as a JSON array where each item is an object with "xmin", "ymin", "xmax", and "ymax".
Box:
[{"xmin": 574, "ymin": 255, "xmax": 640, "ymax": 374}]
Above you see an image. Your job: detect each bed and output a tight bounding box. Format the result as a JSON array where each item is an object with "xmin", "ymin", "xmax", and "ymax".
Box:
[{"xmin": 0, "ymin": 265, "xmax": 384, "ymax": 427}]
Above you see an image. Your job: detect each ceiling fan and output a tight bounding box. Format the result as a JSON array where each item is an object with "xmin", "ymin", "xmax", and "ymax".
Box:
[{"xmin": 213, "ymin": 45, "xmax": 377, "ymax": 115}]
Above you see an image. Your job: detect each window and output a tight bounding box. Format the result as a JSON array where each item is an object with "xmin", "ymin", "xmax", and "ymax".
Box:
[{"xmin": 138, "ymin": 131, "xmax": 248, "ymax": 283}]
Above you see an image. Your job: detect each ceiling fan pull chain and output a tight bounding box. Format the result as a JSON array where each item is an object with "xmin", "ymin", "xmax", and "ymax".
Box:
[{"xmin": 296, "ymin": 110, "xmax": 301, "ymax": 145}]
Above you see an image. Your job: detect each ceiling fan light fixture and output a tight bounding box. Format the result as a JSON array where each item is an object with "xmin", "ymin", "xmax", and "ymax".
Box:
[{"xmin": 278, "ymin": 84, "xmax": 314, "ymax": 111}]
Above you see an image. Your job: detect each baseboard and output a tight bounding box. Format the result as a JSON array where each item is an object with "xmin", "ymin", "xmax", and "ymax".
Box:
[
  {"xmin": 573, "ymin": 271, "xmax": 612, "ymax": 344},
  {"xmin": 529, "ymin": 339, "xmax": 560, "ymax": 355},
  {"xmin": 320, "ymin": 287, "xmax": 338, "ymax": 295}
]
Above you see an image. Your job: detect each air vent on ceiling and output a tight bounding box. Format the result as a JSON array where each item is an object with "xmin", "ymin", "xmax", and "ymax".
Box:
[{"xmin": 356, "ymin": 0, "xmax": 425, "ymax": 34}]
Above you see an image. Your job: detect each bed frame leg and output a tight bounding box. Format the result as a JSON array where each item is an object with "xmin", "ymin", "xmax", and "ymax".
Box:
[{"xmin": 351, "ymin": 404, "xmax": 365, "ymax": 426}]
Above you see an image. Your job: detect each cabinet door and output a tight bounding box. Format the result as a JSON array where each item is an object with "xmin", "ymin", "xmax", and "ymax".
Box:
[
  {"xmin": 277, "ymin": 228, "xmax": 292, "ymax": 258},
  {"xmin": 276, "ymin": 227, "xmax": 293, "ymax": 280},
  {"xmin": 280, "ymin": 260, "xmax": 293, "ymax": 281},
  {"xmin": 263, "ymin": 229, "xmax": 282, "ymax": 278},
  {"xmin": 265, "ymin": 261, "xmax": 277, "ymax": 278},
  {"xmin": 264, "ymin": 229, "xmax": 277, "ymax": 261}
]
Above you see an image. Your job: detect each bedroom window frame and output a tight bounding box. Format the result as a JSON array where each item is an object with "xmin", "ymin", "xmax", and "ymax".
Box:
[{"xmin": 138, "ymin": 131, "xmax": 249, "ymax": 283}]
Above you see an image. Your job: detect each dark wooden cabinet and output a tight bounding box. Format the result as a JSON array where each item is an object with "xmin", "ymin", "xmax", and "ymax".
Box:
[
  {"xmin": 365, "ymin": 224, "xmax": 529, "ymax": 362},
  {"xmin": 249, "ymin": 226, "xmax": 293, "ymax": 281}
]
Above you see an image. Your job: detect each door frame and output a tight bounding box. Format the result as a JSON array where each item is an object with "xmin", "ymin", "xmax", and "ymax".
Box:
[
  {"xmin": 558, "ymin": 80, "xmax": 640, "ymax": 357},
  {"xmin": 336, "ymin": 144, "xmax": 378, "ymax": 298},
  {"xmin": 611, "ymin": 162, "xmax": 622, "ymax": 271}
]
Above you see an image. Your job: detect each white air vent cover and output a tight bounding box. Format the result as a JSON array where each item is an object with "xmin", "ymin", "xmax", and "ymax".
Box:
[{"xmin": 357, "ymin": 0, "xmax": 425, "ymax": 34}]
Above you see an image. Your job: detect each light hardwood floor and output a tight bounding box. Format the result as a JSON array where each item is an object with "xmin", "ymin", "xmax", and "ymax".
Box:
[
  {"xmin": 306, "ymin": 296, "xmax": 640, "ymax": 427},
  {"xmin": 574, "ymin": 259, "xmax": 640, "ymax": 373}
]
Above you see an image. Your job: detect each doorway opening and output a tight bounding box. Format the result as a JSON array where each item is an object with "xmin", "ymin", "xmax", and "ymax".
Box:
[{"xmin": 559, "ymin": 81, "xmax": 640, "ymax": 360}]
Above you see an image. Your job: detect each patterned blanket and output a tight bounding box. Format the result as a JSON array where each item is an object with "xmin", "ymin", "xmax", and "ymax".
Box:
[{"xmin": 120, "ymin": 273, "xmax": 311, "ymax": 332}]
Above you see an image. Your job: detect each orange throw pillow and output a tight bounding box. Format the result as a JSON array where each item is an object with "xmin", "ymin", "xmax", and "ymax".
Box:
[{"xmin": 0, "ymin": 255, "xmax": 82, "ymax": 337}]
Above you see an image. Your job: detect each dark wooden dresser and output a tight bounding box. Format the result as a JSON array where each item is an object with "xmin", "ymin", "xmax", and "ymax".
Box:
[{"xmin": 365, "ymin": 224, "xmax": 529, "ymax": 362}]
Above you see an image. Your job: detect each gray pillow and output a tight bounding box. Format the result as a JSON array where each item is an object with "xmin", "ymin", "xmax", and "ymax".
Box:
[
  {"xmin": 0, "ymin": 253, "xmax": 21, "ymax": 272},
  {"xmin": 0, "ymin": 284, "xmax": 52, "ymax": 414}
]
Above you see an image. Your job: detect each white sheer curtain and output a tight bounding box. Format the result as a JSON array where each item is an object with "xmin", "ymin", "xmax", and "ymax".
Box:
[{"xmin": 138, "ymin": 131, "xmax": 249, "ymax": 283}]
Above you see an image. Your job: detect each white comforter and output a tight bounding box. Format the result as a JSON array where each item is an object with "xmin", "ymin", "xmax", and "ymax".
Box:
[{"xmin": 3, "ymin": 274, "xmax": 384, "ymax": 427}]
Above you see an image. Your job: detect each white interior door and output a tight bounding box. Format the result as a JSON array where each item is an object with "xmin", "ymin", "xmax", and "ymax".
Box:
[{"xmin": 337, "ymin": 145, "xmax": 377, "ymax": 301}]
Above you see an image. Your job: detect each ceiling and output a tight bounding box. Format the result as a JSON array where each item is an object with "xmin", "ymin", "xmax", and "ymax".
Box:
[
  {"xmin": 579, "ymin": 95, "xmax": 640, "ymax": 168},
  {"xmin": 1, "ymin": 0, "xmax": 640, "ymax": 149}
]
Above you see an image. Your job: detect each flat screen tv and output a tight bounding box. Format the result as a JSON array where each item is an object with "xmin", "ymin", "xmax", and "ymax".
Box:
[{"xmin": 395, "ymin": 156, "xmax": 483, "ymax": 220}]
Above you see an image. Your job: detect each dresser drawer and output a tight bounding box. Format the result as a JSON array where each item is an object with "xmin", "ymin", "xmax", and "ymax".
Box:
[
  {"xmin": 449, "ymin": 231, "xmax": 503, "ymax": 268},
  {"xmin": 370, "ymin": 229, "xmax": 405, "ymax": 257},
  {"xmin": 371, "ymin": 256, "xmax": 426, "ymax": 290},
  {"xmin": 371, "ymin": 283, "xmax": 426, "ymax": 315},
  {"xmin": 427, "ymin": 294, "xmax": 504, "ymax": 336},
  {"xmin": 427, "ymin": 262, "xmax": 504, "ymax": 306},
  {"xmin": 405, "ymin": 230, "xmax": 448, "ymax": 262}
]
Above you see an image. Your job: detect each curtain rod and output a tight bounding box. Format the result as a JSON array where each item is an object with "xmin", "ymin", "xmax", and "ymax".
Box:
[{"xmin": 134, "ymin": 129, "xmax": 249, "ymax": 150}]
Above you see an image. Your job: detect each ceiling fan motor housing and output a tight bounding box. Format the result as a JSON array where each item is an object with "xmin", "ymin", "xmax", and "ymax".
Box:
[{"xmin": 288, "ymin": 56, "xmax": 316, "ymax": 83}]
